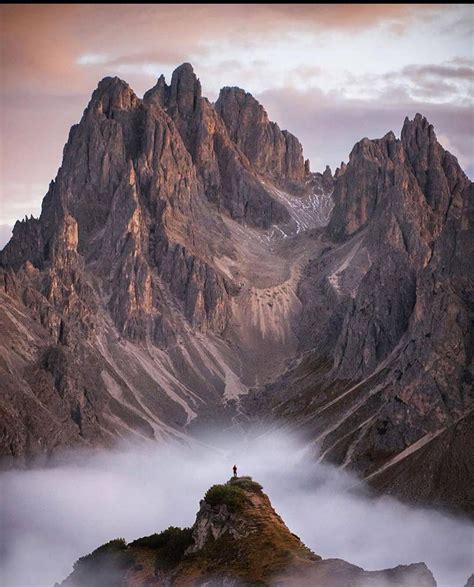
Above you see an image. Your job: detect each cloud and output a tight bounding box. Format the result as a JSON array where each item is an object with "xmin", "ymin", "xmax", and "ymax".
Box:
[
  {"xmin": 337, "ymin": 59, "xmax": 473, "ymax": 105},
  {"xmin": 0, "ymin": 4, "xmax": 452, "ymax": 96},
  {"xmin": 0, "ymin": 430, "xmax": 472, "ymax": 587},
  {"xmin": 384, "ymin": 61, "xmax": 474, "ymax": 104},
  {"xmin": 77, "ymin": 53, "xmax": 110, "ymax": 66},
  {"xmin": 402, "ymin": 62, "xmax": 474, "ymax": 81}
]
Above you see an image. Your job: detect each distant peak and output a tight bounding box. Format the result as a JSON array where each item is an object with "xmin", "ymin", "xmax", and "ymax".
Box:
[
  {"xmin": 90, "ymin": 76, "xmax": 139, "ymax": 114},
  {"xmin": 170, "ymin": 62, "xmax": 200, "ymax": 89},
  {"xmin": 402, "ymin": 113, "xmax": 433, "ymax": 132},
  {"xmin": 401, "ymin": 113, "xmax": 437, "ymax": 147},
  {"xmin": 173, "ymin": 62, "xmax": 195, "ymax": 75},
  {"xmin": 414, "ymin": 112, "xmax": 427, "ymax": 123},
  {"xmin": 217, "ymin": 86, "xmax": 260, "ymax": 108},
  {"xmin": 169, "ymin": 62, "xmax": 201, "ymax": 114},
  {"xmin": 215, "ymin": 86, "xmax": 266, "ymax": 126},
  {"xmin": 383, "ymin": 130, "xmax": 396, "ymax": 141},
  {"xmin": 143, "ymin": 73, "xmax": 168, "ymax": 105},
  {"xmin": 219, "ymin": 86, "xmax": 251, "ymax": 97},
  {"xmin": 96, "ymin": 76, "xmax": 130, "ymax": 92}
]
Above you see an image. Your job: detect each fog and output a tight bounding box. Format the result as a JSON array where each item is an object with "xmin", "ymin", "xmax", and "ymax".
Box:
[{"xmin": 1, "ymin": 430, "xmax": 473, "ymax": 587}]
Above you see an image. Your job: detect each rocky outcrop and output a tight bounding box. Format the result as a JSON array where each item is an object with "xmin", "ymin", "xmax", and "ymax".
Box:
[
  {"xmin": 215, "ymin": 87, "xmax": 306, "ymax": 183},
  {"xmin": 0, "ymin": 215, "xmax": 43, "ymax": 270},
  {"xmin": 145, "ymin": 63, "xmax": 292, "ymax": 229},
  {"xmin": 329, "ymin": 113, "xmax": 472, "ymax": 402},
  {"xmin": 1, "ymin": 70, "xmax": 236, "ymax": 344},
  {"xmin": 327, "ymin": 132, "xmax": 401, "ymax": 241},
  {"xmin": 60, "ymin": 477, "xmax": 437, "ymax": 587},
  {"xmin": 251, "ymin": 114, "xmax": 473, "ymax": 513}
]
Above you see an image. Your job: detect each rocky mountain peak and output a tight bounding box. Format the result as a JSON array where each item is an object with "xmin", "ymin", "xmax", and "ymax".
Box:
[
  {"xmin": 168, "ymin": 61, "xmax": 202, "ymax": 116},
  {"xmin": 334, "ymin": 161, "xmax": 347, "ymax": 178},
  {"xmin": 143, "ymin": 73, "xmax": 168, "ymax": 107},
  {"xmin": 215, "ymin": 85, "xmax": 306, "ymax": 183},
  {"xmin": 297, "ymin": 112, "xmax": 474, "ymax": 499},
  {"xmin": 321, "ymin": 164, "xmax": 334, "ymax": 190},
  {"xmin": 217, "ymin": 86, "xmax": 268, "ymax": 123},
  {"xmin": 400, "ymin": 113, "xmax": 460, "ymax": 215},
  {"xmin": 144, "ymin": 63, "xmax": 202, "ymax": 116},
  {"xmin": 60, "ymin": 476, "xmax": 437, "ymax": 587},
  {"xmin": 402, "ymin": 111, "xmax": 433, "ymax": 135},
  {"xmin": 89, "ymin": 76, "xmax": 140, "ymax": 116},
  {"xmin": 401, "ymin": 113, "xmax": 438, "ymax": 169},
  {"xmin": 326, "ymin": 114, "xmax": 457, "ymax": 241}
]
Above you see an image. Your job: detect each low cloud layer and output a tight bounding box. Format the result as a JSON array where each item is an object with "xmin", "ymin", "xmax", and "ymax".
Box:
[{"xmin": 1, "ymin": 431, "xmax": 472, "ymax": 587}]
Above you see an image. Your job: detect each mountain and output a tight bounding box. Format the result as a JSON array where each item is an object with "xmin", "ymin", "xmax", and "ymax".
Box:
[
  {"xmin": 59, "ymin": 476, "xmax": 437, "ymax": 586},
  {"xmin": 0, "ymin": 64, "xmax": 472, "ymax": 514},
  {"xmin": 242, "ymin": 114, "xmax": 474, "ymax": 513}
]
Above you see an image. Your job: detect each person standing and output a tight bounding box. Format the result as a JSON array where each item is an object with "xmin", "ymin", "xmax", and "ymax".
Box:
[{"xmin": 233, "ymin": 464, "xmax": 238, "ymax": 478}]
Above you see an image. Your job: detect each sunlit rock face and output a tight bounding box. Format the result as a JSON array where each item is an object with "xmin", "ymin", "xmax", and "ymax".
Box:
[
  {"xmin": 0, "ymin": 63, "xmax": 327, "ymax": 466},
  {"xmin": 215, "ymin": 86, "xmax": 307, "ymax": 183},
  {"xmin": 145, "ymin": 63, "xmax": 292, "ymax": 228},
  {"xmin": 0, "ymin": 63, "xmax": 472, "ymax": 516}
]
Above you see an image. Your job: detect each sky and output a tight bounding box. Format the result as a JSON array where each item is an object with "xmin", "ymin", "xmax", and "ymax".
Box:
[{"xmin": 1, "ymin": 3, "xmax": 473, "ymax": 247}]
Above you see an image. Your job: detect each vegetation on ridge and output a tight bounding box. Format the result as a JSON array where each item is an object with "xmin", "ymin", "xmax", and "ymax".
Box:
[
  {"xmin": 204, "ymin": 476, "xmax": 263, "ymax": 513},
  {"xmin": 129, "ymin": 526, "xmax": 193, "ymax": 569},
  {"xmin": 70, "ymin": 538, "xmax": 134, "ymax": 587},
  {"xmin": 61, "ymin": 476, "xmax": 319, "ymax": 586}
]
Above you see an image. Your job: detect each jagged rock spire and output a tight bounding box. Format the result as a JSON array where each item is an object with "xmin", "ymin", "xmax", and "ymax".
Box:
[
  {"xmin": 168, "ymin": 62, "xmax": 202, "ymax": 116},
  {"xmin": 215, "ymin": 86, "xmax": 306, "ymax": 181}
]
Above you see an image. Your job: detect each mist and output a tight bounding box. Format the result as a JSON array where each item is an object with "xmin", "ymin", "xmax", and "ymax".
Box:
[{"xmin": 1, "ymin": 430, "xmax": 473, "ymax": 587}]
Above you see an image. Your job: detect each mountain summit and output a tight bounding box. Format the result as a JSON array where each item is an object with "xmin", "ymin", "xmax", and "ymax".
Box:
[
  {"xmin": 59, "ymin": 476, "xmax": 437, "ymax": 587},
  {"xmin": 0, "ymin": 64, "xmax": 472, "ymax": 514}
]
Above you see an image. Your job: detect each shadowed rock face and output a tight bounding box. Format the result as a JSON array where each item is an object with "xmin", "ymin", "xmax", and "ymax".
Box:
[
  {"xmin": 0, "ymin": 64, "xmax": 472, "ymax": 516},
  {"xmin": 328, "ymin": 114, "xmax": 473, "ymax": 442},
  {"xmin": 60, "ymin": 477, "xmax": 437, "ymax": 587},
  {"xmin": 246, "ymin": 113, "xmax": 473, "ymax": 513}
]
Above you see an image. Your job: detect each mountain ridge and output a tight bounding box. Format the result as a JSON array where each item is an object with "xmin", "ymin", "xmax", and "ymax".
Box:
[{"xmin": 0, "ymin": 63, "xmax": 472, "ymax": 514}]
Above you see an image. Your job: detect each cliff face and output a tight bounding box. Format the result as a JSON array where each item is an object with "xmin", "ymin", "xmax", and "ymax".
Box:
[
  {"xmin": 324, "ymin": 115, "xmax": 473, "ymax": 467},
  {"xmin": 247, "ymin": 114, "xmax": 473, "ymax": 513},
  {"xmin": 60, "ymin": 476, "xmax": 437, "ymax": 587},
  {"xmin": 145, "ymin": 63, "xmax": 292, "ymax": 229},
  {"xmin": 215, "ymin": 86, "xmax": 306, "ymax": 184}
]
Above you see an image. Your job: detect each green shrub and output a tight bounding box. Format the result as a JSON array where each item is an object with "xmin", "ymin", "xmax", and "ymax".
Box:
[
  {"xmin": 129, "ymin": 526, "xmax": 193, "ymax": 570},
  {"xmin": 72, "ymin": 538, "xmax": 134, "ymax": 587},
  {"xmin": 228, "ymin": 476, "xmax": 263, "ymax": 493},
  {"xmin": 204, "ymin": 484, "xmax": 248, "ymax": 513},
  {"xmin": 73, "ymin": 538, "xmax": 129, "ymax": 570}
]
